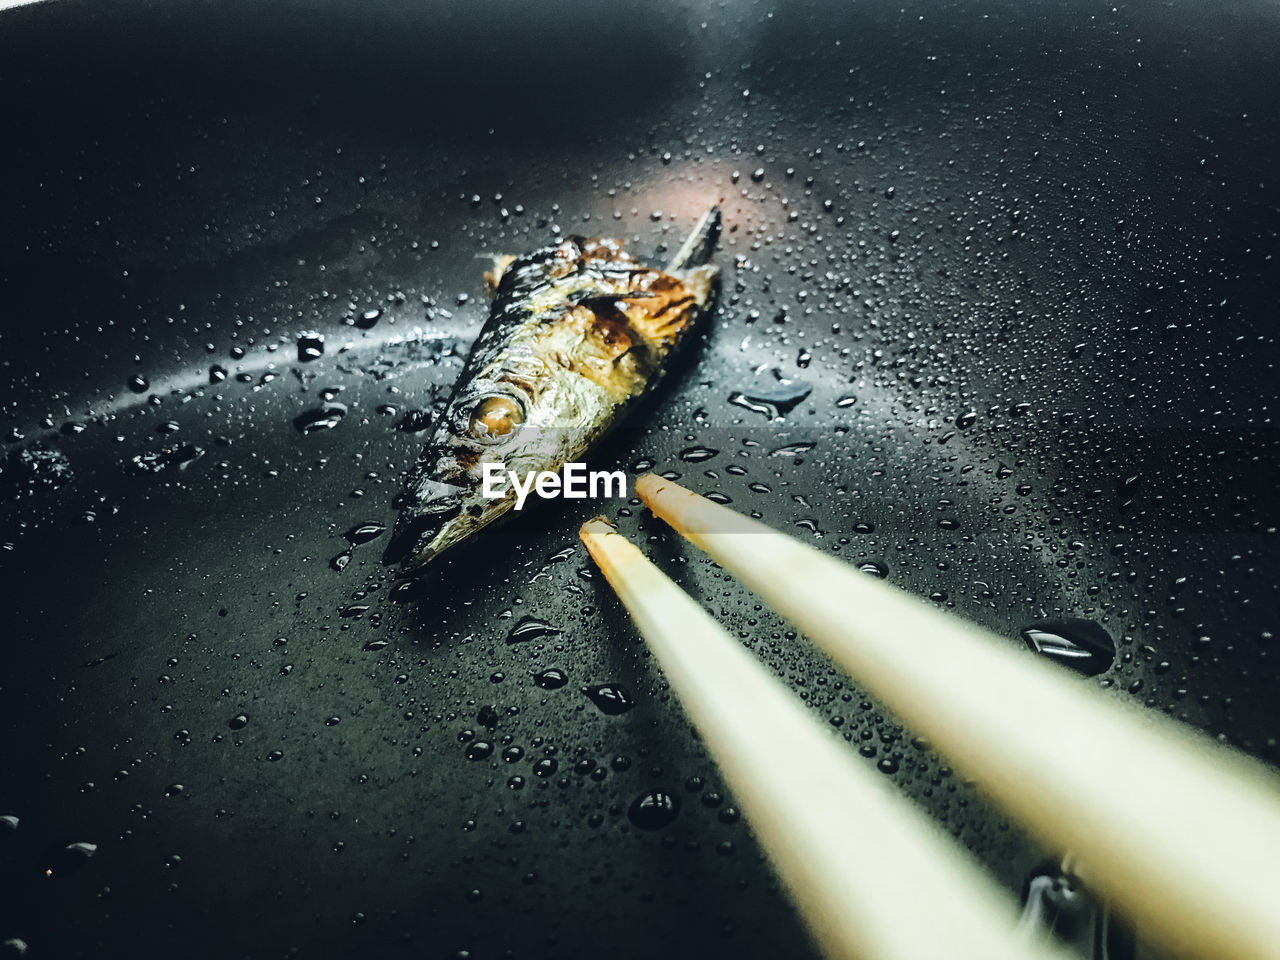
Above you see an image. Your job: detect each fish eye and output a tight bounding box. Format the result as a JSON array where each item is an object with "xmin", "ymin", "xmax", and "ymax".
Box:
[{"xmin": 468, "ymin": 395, "xmax": 525, "ymax": 441}]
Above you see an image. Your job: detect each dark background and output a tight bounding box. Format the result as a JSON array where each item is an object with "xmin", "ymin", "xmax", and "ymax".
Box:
[{"xmin": 1, "ymin": 0, "xmax": 1277, "ymax": 957}]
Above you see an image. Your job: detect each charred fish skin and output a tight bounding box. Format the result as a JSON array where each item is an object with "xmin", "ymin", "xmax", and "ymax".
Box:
[{"xmin": 384, "ymin": 207, "xmax": 721, "ymax": 569}]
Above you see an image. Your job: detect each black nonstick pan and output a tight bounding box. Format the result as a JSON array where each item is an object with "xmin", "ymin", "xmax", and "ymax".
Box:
[{"xmin": 2, "ymin": 1, "xmax": 1278, "ymax": 957}]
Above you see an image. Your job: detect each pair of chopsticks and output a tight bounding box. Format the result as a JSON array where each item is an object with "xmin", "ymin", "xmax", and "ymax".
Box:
[{"xmin": 579, "ymin": 475, "xmax": 1280, "ymax": 960}]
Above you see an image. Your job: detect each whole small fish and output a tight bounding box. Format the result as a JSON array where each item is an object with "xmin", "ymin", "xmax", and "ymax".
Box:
[{"xmin": 383, "ymin": 207, "xmax": 721, "ymax": 569}]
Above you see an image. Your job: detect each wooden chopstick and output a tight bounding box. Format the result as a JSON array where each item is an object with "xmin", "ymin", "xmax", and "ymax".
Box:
[
  {"xmin": 634, "ymin": 474, "xmax": 1280, "ymax": 960},
  {"xmin": 579, "ymin": 517, "xmax": 1070, "ymax": 960}
]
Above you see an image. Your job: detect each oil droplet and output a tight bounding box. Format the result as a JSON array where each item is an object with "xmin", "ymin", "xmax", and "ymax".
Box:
[
  {"xmin": 507, "ymin": 616, "xmax": 561, "ymax": 645},
  {"xmin": 584, "ymin": 683, "xmax": 635, "ymax": 715},
  {"xmin": 1020, "ymin": 619, "xmax": 1115, "ymax": 676},
  {"xmin": 628, "ymin": 790, "xmax": 680, "ymax": 830},
  {"xmin": 294, "ymin": 403, "xmax": 348, "ymax": 434}
]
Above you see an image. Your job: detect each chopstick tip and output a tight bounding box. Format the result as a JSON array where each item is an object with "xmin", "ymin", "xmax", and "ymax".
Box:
[
  {"xmin": 634, "ymin": 473, "xmax": 669, "ymax": 500},
  {"xmin": 579, "ymin": 516, "xmax": 617, "ymax": 540}
]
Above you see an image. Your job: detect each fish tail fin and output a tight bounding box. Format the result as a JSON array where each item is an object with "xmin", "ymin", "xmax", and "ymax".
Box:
[{"xmin": 667, "ymin": 206, "xmax": 721, "ymax": 272}]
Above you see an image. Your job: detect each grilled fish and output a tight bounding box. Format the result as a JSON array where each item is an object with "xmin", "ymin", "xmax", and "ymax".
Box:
[{"xmin": 383, "ymin": 207, "xmax": 721, "ymax": 569}]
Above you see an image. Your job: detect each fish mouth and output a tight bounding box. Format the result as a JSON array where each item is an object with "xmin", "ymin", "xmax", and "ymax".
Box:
[{"xmin": 381, "ymin": 475, "xmax": 468, "ymax": 566}]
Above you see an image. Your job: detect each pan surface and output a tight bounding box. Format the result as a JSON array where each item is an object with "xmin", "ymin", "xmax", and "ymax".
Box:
[{"xmin": 2, "ymin": 0, "xmax": 1278, "ymax": 957}]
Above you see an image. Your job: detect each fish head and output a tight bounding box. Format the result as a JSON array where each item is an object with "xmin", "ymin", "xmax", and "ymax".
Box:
[{"xmin": 382, "ymin": 365, "xmax": 612, "ymax": 569}]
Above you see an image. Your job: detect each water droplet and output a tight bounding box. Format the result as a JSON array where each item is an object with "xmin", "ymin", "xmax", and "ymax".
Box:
[
  {"xmin": 228, "ymin": 714, "xmax": 248, "ymax": 730},
  {"xmin": 729, "ymin": 380, "xmax": 813, "ymax": 419},
  {"xmin": 0, "ymin": 815, "xmax": 18, "ymax": 831},
  {"xmin": 770, "ymin": 441, "xmax": 816, "ymax": 458},
  {"xmin": 956, "ymin": 410, "xmax": 978, "ymax": 429},
  {"xmin": 628, "ymin": 790, "xmax": 680, "ymax": 830},
  {"xmin": 355, "ymin": 308, "xmax": 382, "ymax": 329},
  {"xmin": 1018, "ymin": 862, "xmax": 1133, "ymax": 957},
  {"xmin": 466, "ymin": 741, "xmax": 494, "ymax": 761},
  {"xmin": 345, "ymin": 521, "xmax": 386, "ymax": 545},
  {"xmin": 129, "ymin": 444, "xmax": 205, "ymax": 474},
  {"xmin": 45, "ymin": 841, "xmax": 97, "ymax": 877},
  {"xmin": 679, "ymin": 447, "xmax": 719, "ymax": 463},
  {"xmin": 836, "ymin": 394, "xmax": 857, "ymax": 408},
  {"xmin": 533, "ymin": 668, "xmax": 568, "ymax": 689},
  {"xmin": 1020, "ymin": 620, "xmax": 1115, "ymax": 676},
  {"xmin": 584, "ymin": 683, "xmax": 635, "ymax": 715},
  {"xmin": 507, "ymin": 616, "xmax": 560, "ymax": 645},
  {"xmin": 297, "ymin": 331, "xmax": 325, "ymax": 362},
  {"xmin": 330, "ymin": 550, "xmax": 352, "ymax": 572},
  {"xmin": 859, "ymin": 561, "xmax": 889, "ymax": 579},
  {"xmin": 795, "ymin": 518, "xmax": 822, "ymax": 536},
  {"xmin": 395, "ymin": 409, "xmax": 432, "ymax": 433},
  {"xmin": 294, "ymin": 403, "xmax": 348, "ymax": 434},
  {"xmin": 209, "ymin": 364, "xmax": 228, "ymax": 384},
  {"xmin": 126, "ymin": 375, "xmax": 149, "ymax": 394},
  {"xmin": 390, "ymin": 578, "xmax": 429, "ymax": 603}
]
